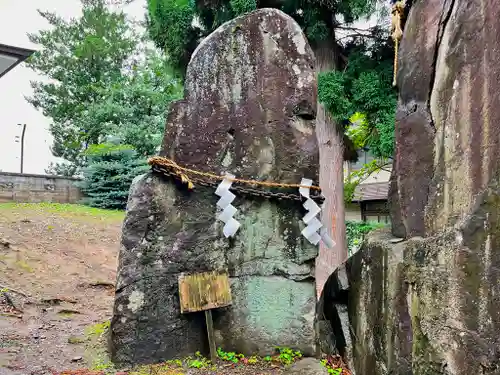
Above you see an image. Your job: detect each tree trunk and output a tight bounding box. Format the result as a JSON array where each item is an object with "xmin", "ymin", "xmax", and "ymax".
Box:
[{"xmin": 313, "ymin": 37, "xmax": 347, "ymax": 298}]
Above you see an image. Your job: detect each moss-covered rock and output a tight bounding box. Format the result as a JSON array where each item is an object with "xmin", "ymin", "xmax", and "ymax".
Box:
[
  {"xmin": 110, "ymin": 8, "xmax": 320, "ymax": 367},
  {"xmin": 326, "ymin": 206, "xmax": 500, "ymax": 375}
]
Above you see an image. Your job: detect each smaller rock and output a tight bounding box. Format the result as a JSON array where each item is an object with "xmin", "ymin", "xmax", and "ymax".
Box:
[
  {"xmin": 71, "ymin": 356, "xmax": 83, "ymax": 362},
  {"xmin": 287, "ymin": 358, "xmax": 329, "ymax": 375},
  {"xmin": 389, "ymin": 237, "xmax": 404, "ymax": 243}
]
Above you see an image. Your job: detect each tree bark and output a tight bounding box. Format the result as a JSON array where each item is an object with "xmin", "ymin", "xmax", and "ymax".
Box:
[{"xmin": 313, "ymin": 37, "xmax": 347, "ymax": 298}]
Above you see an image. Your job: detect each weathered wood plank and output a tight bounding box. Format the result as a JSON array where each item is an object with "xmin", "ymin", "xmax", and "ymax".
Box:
[{"xmin": 178, "ymin": 270, "xmax": 232, "ymax": 314}]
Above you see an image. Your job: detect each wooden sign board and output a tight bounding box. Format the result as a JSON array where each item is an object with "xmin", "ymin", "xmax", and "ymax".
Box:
[{"xmin": 178, "ymin": 270, "xmax": 232, "ymax": 314}]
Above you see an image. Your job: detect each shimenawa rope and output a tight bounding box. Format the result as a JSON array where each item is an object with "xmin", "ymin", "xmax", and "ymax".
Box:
[
  {"xmin": 391, "ymin": 0, "xmax": 406, "ymax": 87},
  {"xmin": 148, "ymin": 156, "xmax": 322, "ymax": 191}
]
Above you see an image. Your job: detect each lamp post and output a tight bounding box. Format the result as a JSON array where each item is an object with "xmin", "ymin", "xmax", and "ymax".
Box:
[{"xmin": 14, "ymin": 123, "xmax": 26, "ymax": 173}]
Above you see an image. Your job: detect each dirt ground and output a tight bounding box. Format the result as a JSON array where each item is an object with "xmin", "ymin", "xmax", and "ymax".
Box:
[
  {"xmin": 0, "ymin": 203, "xmax": 346, "ymax": 375},
  {"xmin": 0, "ymin": 203, "xmax": 123, "ymax": 375}
]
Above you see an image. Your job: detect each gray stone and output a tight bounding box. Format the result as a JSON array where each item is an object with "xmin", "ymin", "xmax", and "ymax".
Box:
[
  {"xmin": 286, "ymin": 358, "xmax": 328, "ymax": 375},
  {"xmin": 161, "ymin": 8, "xmax": 318, "ymax": 182},
  {"xmin": 110, "ymin": 8, "xmax": 319, "ymax": 366},
  {"xmin": 334, "ymin": 0, "xmax": 500, "ymax": 374}
]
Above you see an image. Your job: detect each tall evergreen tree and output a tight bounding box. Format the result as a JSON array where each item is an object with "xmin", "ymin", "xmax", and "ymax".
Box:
[
  {"xmin": 26, "ymin": 0, "xmax": 140, "ymax": 175},
  {"xmin": 75, "ymin": 48, "xmax": 183, "ymax": 158},
  {"xmin": 146, "ymin": 0, "xmax": 394, "ymax": 270}
]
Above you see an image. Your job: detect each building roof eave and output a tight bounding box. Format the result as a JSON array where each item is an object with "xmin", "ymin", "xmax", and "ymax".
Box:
[{"xmin": 0, "ymin": 43, "xmax": 36, "ymax": 79}]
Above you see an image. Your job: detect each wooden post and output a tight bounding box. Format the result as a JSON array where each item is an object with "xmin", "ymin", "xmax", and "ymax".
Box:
[
  {"xmin": 205, "ymin": 309, "xmax": 217, "ymax": 363},
  {"xmin": 178, "ymin": 270, "xmax": 232, "ymax": 364}
]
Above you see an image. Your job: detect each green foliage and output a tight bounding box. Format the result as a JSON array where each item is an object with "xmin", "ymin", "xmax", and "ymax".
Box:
[
  {"xmin": 186, "ymin": 351, "xmax": 213, "ymax": 368},
  {"xmin": 77, "ymin": 142, "xmax": 149, "ymax": 209},
  {"xmin": 84, "ymin": 320, "xmax": 111, "ymax": 337},
  {"xmin": 275, "ymin": 347, "xmax": 302, "ymax": 365},
  {"xmin": 147, "ymin": 0, "xmax": 198, "ymax": 72},
  {"xmin": 230, "ymin": 0, "xmax": 257, "ymax": 15},
  {"xmin": 217, "ymin": 347, "xmax": 241, "ymax": 363},
  {"xmin": 319, "ymin": 41, "xmax": 397, "ymax": 159},
  {"xmin": 345, "ymin": 112, "xmax": 370, "ymax": 149},
  {"xmin": 216, "ymin": 346, "xmax": 301, "ymax": 366},
  {"xmin": 320, "ymin": 359, "xmax": 343, "ymax": 374},
  {"xmin": 146, "ymin": 0, "xmax": 378, "ymax": 73},
  {"xmin": 345, "ymin": 220, "xmax": 385, "ymax": 254},
  {"xmin": 78, "ymin": 49, "xmax": 183, "ymax": 157},
  {"xmin": 26, "ymin": 0, "xmax": 139, "ymax": 174},
  {"xmin": 27, "ymin": 0, "xmax": 181, "ymax": 176}
]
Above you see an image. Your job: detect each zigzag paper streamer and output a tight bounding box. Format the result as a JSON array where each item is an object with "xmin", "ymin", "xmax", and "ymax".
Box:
[
  {"xmin": 215, "ymin": 173, "xmax": 241, "ymax": 238},
  {"xmin": 299, "ymin": 178, "xmax": 335, "ymax": 248}
]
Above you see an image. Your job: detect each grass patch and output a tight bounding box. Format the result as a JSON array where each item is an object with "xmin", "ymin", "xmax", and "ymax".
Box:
[
  {"xmin": 14, "ymin": 259, "xmax": 34, "ymax": 273},
  {"xmin": 0, "ymin": 203, "xmax": 124, "ymax": 222},
  {"xmin": 68, "ymin": 336, "xmax": 88, "ymax": 344},
  {"xmin": 83, "ymin": 320, "xmax": 115, "ymax": 373},
  {"xmin": 85, "ymin": 321, "xmax": 111, "ymax": 337}
]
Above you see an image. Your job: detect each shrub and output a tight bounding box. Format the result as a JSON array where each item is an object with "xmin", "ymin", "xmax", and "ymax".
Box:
[
  {"xmin": 77, "ymin": 142, "xmax": 149, "ymax": 209},
  {"xmin": 346, "ymin": 220, "xmax": 386, "ymax": 255}
]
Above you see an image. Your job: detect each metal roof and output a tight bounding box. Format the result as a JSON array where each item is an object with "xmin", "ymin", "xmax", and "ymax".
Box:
[
  {"xmin": 0, "ymin": 43, "xmax": 35, "ymax": 79},
  {"xmin": 353, "ymin": 181, "xmax": 389, "ymax": 201}
]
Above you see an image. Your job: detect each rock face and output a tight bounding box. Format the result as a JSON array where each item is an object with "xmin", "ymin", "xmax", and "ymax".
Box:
[
  {"xmin": 110, "ymin": 8, "xmax": 320, "ymax": 366},
  {"xmin": 161, "ymin": 8, "xmax": 317, "ymax": 181},
  {"xmin": 325, "ymin": 0, "xmax": 500, "ymax": 374},
  {"xmin": 330, "ymin": 222, "xmax": 500, "ymax": 375},
  {"xmin": 392, "ymin": 0, "xmax": 500, "ymax": 238}
]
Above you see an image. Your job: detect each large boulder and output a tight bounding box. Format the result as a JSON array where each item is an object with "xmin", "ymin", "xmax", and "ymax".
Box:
[
  {"xmin": 331, "ymin": 204, "xmax": 500, "ymax": 375},
  {"xmin": 389, "ymin": 0, "xmax": 443, "ymax": 238},
  {"xmin": 110, "ymin": 8, "xmax": 320, "ymax": 366},
  {"xmin": 392, "ymin": 0, "xmax": 500, "ymax": 238},
  {"xmin": 423, "ymin": 0, "xmax": 500, "ymax": 235},
  {"xmin": 327, "ymin": 0, "xmax": 500, "ymax": 373}
]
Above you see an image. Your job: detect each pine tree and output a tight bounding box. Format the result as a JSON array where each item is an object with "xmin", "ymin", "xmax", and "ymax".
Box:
[{"xmin": 77, "ymin": 142, "xmax": 149, "ymax": 209}]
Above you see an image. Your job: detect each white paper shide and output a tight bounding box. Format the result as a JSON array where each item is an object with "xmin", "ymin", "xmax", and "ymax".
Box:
[
  {"xmin": 299, "ymin": 178, "xmax": 335, "ymax": 248},
  {"xmin": 215, "ymin": 173, "xmax": 241, "ymax": 238}
]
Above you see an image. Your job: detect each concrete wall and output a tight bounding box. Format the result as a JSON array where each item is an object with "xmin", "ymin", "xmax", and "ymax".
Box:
[{"xmin": 0, "ymin": 172, "xmax": 83, "ymax": 203}]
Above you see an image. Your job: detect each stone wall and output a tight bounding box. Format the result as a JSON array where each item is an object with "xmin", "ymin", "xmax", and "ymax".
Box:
[{"xmin": 0, "ymin": 172, "xmax": 82, "ymax": 204}]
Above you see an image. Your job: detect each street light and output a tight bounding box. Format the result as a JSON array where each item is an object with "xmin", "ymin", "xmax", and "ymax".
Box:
[
  {"xmin": 0, "ymin": 44, "xmax": 35, "ymax": 80},
  {"xmin": 16, "ymin": 124, "xmax": 26, "ymax": 173}
]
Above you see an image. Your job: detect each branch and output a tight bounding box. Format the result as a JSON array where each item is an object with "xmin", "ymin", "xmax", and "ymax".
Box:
[
  {"xmin": 337, "ymin": 33, "xmax": 379, "ymax": 41},
  {"xmin": 335, "ymin": 24, "xmax": 385, "ymax": 41},
  {"xmin": 336, "ymin": 25, "xmax": 375, "ymax": 33}
]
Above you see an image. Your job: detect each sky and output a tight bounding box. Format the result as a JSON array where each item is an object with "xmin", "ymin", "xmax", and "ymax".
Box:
[
  {"xmin": 0, "ymin": 0, "xmax": 145, "ymax": 174},
  {"xmin": 0, "ymin": 1, "xmax": 379, "ymax": 175}
]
